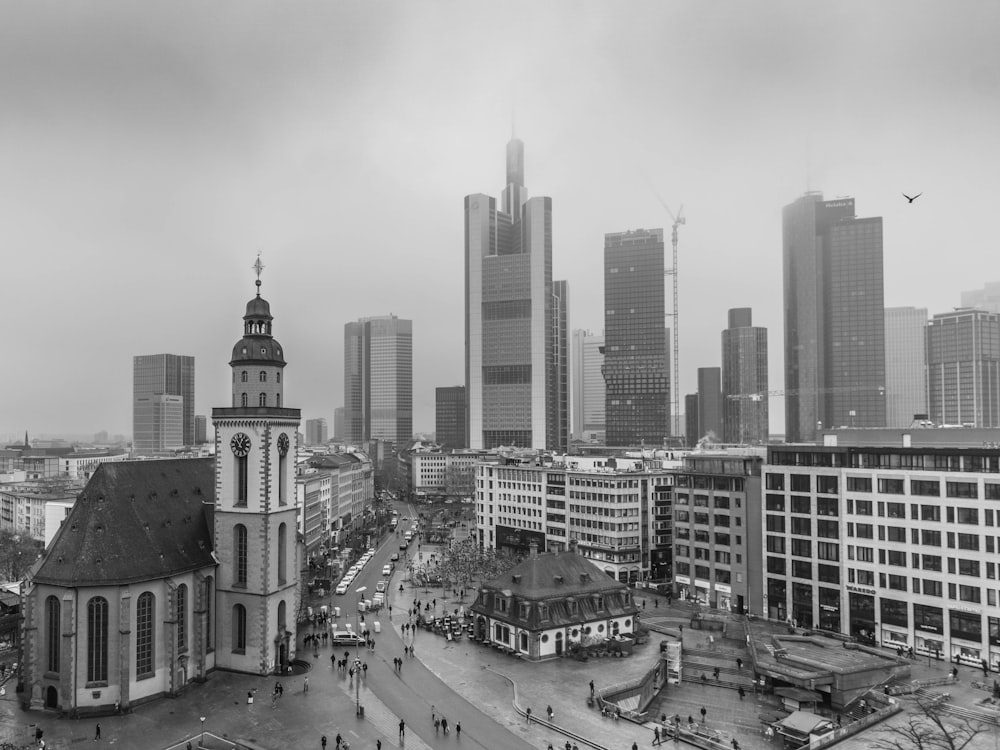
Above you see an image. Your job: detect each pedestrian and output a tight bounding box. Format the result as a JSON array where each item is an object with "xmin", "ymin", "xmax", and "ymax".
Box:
[
  {"xmin": 247, "ymin": 690, "xmax": 254, "ymax": 705},
  {"xmin": 434, "ymin": 718, "xmax": 440, "ymax": 733},
  {"xmin": 441, "ymin": 717, "xmax": 449, "ymax": 734},
  {"xmin": 526, "ymin": 707, "xmax": 532, "ymax": 724},
  {"xmin": 738, "ymin": 686, "xmax": 745, "ymax": 700},
  {"xmin": 688, "ymin": 716, "xmax": 694, "ymax": 726},
  {"xmin": 642, "ymin": 599, "xmax": 646, "ymax": 610},
  {"xmin": 456, "ymin": 721, "xmax": 461, "ymax": 738},
  {"xmin": 304, "ymin": 676, "xmax": 309, "ymax": 692},
  {"xmin": 589, "ymin": 679, "xmax": 595, "ymax": 695},
  {"xmin": 432, "ymin": 704, "xmax": 436, "ymax": 723},
  {"xmin": 376, "ymin": 741, "xmax": 381, "ymax": 750},
  {"xmin": 731, "ymin": 740, "xmax": 740, "ymax": 750},
  {"xmin": 399, "ymin": 719, "xmax": 405, "ymax": 738},
  {"xmin": 713, "ymin": 667, "xmax": 720, "ymax": 680},
  {"xmin": 983, "ymin": 659, "xmax": 989, "ymax": 677},
  {"xmin": 632, "ymin": 742, "xmax": 638, "ymax": 750},
  {"xmin": 336, "ymin": 733, "xmax": 342, "ymax": 748},
  {"xmin": 736, "ymin": 657, "xmax": 743, "ymax": 670},
  {"xmin": 547, "ymin": 704, "xmax": 553, "ymax": 721},
  {"xmin": 321, "ymin": 736, "xmax": 327, "ymax": 749},
  {"xmin": 653, "ymin": 726, "xmax": 661, "ymax": 745},
  {"xmin": 362, "ymin": 662, "xmax": 368, "ymax": 677},
  {"xmin": 94, "ymin": 723, "xmax": 101, "ymax": 741},
  {"xmin": 700, "ymin": 706, "xmax": 706, "ymax": 722}
]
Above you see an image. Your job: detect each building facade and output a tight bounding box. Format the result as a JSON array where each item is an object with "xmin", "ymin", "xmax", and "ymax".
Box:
[
  {"xmin": 783, "ymin": 194, "xmax": 886, "ymax": 441},
  {"xmin": 475, "ymin": 455, "xmax": 673, "ymax": 583},
  {"xmin": 194, "ymin": 414, "xmax": 208, "ymax": 445},
  {"xmin": 696, "ymin": 367, "xmax": 723, "ymax": 442},
  {"xmin": 762, "ymin": 430, "xmax": 1000, "ymax": 670},
  {"xmin": 603, "ymin": 228, "xmax": 671, "ymax": 447},
  {"xmin": 435, "ymin": 386, "xmax": 467, "ymax": 450},
  {"xmin": 721, "ymin": 307, "xmax": 769, "ymax": 444},
  {"xmin": 961, "ymin": 282, "xmax": 1000, "ymax": 314},
  {"xmin": 464, "ymin": 137, "xmax": 567, "ymax": 451},
  {"xmin": 133, "ymin": 354, "xmax": 195, "ymax": 453},
  {"xmin": 884, "ymin": 307, "xmax": 928, "ymax": 427},
  {"xmin": 305, "ymin": 418, "xmax": 329, "ymax": 446},
  {"xmin": 344, "ymin": 315, "xmax": 413, "ymax": 445},
  {"xmin": 410, "ymin": 449, "xmax": 492, "ymax": 499},
  {"xmin": 926, "ymin": 308, "xmax": 1000, "ymax": 428},
  {"xmin": 571, "ymin": 330, "xmax": 606, "ymax": 444}
]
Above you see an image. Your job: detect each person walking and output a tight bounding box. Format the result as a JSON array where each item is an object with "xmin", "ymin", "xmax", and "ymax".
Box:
[
  {"xmin": 738, "ymin": 686, "xmax": 746, "ymax": 700},
  {"xmin": 713, "ymin": 667, "xmax": 720, "ymax": 680},
  {"xmin": 441, "ymin": 717, "xmax": 449, "ymax": 734},
  {"xmin": 321, "ymin": 736, "xmax": 327, "ymax": 749},
  {"xmin": 431, "ymin": 705, "xmax": 436, "ymax": 723},
  {"xmin": 94, "ymin": 723, "xmax": 101, "ymax": 741},
  {"xmin": 399, "ymin": 719, "xmax": 405, "ymax": 738},
  {"xmin": 526, "ymin": 707, "xmax": 532, "ymax": 724},
  {"xmin": 304, "ymin": 676, "xmax": 309, "ymax": 693},
  {"xmin": 700, "ymin": 706, "xmax": 706, "ymax": 723},
  {"xmin": 632, "ymin": 742, "xmax": 638, "ymax": 750},
  {"xmin": 736, "ymin": 657, "xmax": 743, "ymax": 669},
  {"xmin": 589, "ymin": 679, "xmax": 595, "ymax": 696},
  {"xmin": 546, "ymin": 705, "xmax": 553, "ymax": 721},
  {"xmin": 653, "ymin": 726, "xmax": 661, "ymax": 745},
  {"xmin": 455, "ymin": 722, "xmax": 461, "ymax": 739},
  {"xmin": 434, "ymin": 718, "xmax": 440, "ymax": 734}
]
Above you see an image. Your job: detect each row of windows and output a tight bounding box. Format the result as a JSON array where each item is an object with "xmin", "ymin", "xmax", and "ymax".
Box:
[
  {"xmin": 237, "ymin": 371, "xmax": 280, "ymax": 383},
  {"xmin": 846, "ymin": 525, "xmax": 988, "ymax": 548},
  {"xmin": 233, "ymin": 523, "xmax": 288, "ymax": 586},
  {"xmin": 239, "ymin": 393, "xmax": 282, "ymax": 407},
  {"xmin": 767, "ymin": 471, "xmax": 1000, "ymax": 499}
]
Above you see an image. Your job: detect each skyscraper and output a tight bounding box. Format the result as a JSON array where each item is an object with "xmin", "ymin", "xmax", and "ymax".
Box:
[
  {"xmin": 305, "ymin": 418, "xmax": 329, "ymax": 446},
  {"xmin": 343, "ymin": 315, "xmax": 413, "ymax": 444},
  {"xmin": 604, "ymin": 228, "xmax": 671, "ymax": 446},
  {"xmin": 697, "ymin": 367, "xmax": 723, "ymax": 441},
  {"xmin": 960, "ymin": 282, "xmax": 1000, "ymax": 313},
  {"xmin": 684, "ymin": 393, "xmax": 699, "ymax": 448},
  {"xmin": 464, "ymin": 137, "xmax": 568, "ymax": 450},
  {"xmin": 721, "ymin": 307, "xmax": 768, "ymax": 444},
  {"xmin": 549, "ymin": 280, "xmax": 570, "ymax": 453},
  {"xmin": 572, "ymin": 330, "xmax": 606, "ymax": 444},
  {"xmin": 194, "ymin": 414, "xmax": 208, "ymax": 444},
  {"xmin": 133, "ymin": 353, "xmax": 195, "ymax": 454},
  {"xmin": 435, "ymin": 386, "xmax": 467, "ymax": 449},
  {"xmin": 926, "ymin": 308, "xmax": 1000, "ymax": 427},
  {"xmin": 783, "ymin": 194, "xmax": 886, "ymax": 441},
  {"xmin": 884, "ymin": 307, "xmax": 928, "ymax": 427}
]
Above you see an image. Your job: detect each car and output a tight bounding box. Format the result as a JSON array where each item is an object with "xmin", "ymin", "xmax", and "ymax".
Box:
[
  {"xmin": 390, "ymin": 552, "xmax": 400, "ymax": 561},
  {"xmin": 382, "ymin": 564, "xmax": 392, "ymax": 577},
  {"xmin": 375, "ymin": 580, "xmax": 387, "ymax": 593},
  {"xmin": 330, "ymin": 631, "xmax": 365, "ymax": 646},
  {"xmin": 399, "ymin": 542, "xmax": 408, "ymax": 551},
  {"xmin": 335, "ymin": 583, "xmax": 349, "ymax": 595}
]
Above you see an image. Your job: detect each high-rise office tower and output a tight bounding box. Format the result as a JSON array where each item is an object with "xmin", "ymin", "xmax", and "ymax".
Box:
[
  {"xmin": 684, "ymin": 394, "xmax": 699, "ymax": 448},
  {"xmin": 697, "ymin": 367, "xmax": 723, "ymax": 441},
  {"xmin": 133, "ymin": 353, "xmax": 195, "ymax": 454},
  {"xmin": 333, "ymin": 407, "xmax": 347, "ymax": 440},
  {"xmin": 464, "ymin": 137, "xmax": 567, "ymax": 450},
  {"xmin": 435, "ymin": 386, "xmax": 467, "ymax": 449},
  {"xmin": 721, "ymin": 308, "xmax": 768, "ymax": 444},
  {"xmin": 926, "ymin": 308, "xmax": 1000, "ymax": 427},
  {"xmin": 305, "ymin": 418, "xmax": 329, "ymax": 446},
  {"xmin": 961, "ymin": 282, "xmax": 1000, "ymax": 314},
  {"xmin": 604, "ymin": 228, "xmax": 671, "ymax": 446},
  {"xmin": 572, "ymin": 330, "xmax": 606, "ymax": 443},
  {"xmin": 884, "ymin": 307, "xmax": 928, "ymax": 427},
  {"xmin": 549, "ymin": 280, "xmax": 570, "ymax": 453},
  {"xmin": 194, "ymin": 414, "xmax": 208, "ymax": 444},
  {"xmin": 344, "ymin": 315, "xmax": 413, "ymax": 444},
  {"xmin": 783, "ymin": 194, "xmax": 886, "ymax": 441}
]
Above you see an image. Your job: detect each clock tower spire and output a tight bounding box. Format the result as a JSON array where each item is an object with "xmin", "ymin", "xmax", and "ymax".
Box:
[{"xmin": 212, "ymin": 258, "xmax": 300, "ymax": 675}]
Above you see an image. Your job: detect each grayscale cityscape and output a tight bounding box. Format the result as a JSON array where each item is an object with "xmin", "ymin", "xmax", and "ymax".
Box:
[{"xmin": 2, "ymin": 4, "xmax": 999, "ymax": 750}]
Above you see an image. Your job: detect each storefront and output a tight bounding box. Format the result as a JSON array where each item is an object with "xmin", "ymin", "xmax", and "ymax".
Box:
[
  {"xmin": 949, "ymin": 610, "xmax": 983, "ymax": 667},
  {"xmin": 716, "ymin": 583, "xmax": 732, "ymax": 613},
  {"xmin": 914, "ymin": 604, "xmax": 944, "ymax": 658}
]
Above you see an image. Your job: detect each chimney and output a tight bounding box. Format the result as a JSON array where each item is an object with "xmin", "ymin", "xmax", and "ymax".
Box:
[
  {"xmin": 529, "ymin": 540, "xmax": 539, "ymax": 558},
  {"xmin": 568, "ymin": 539, "xmax": 578, "ymax": 555}
]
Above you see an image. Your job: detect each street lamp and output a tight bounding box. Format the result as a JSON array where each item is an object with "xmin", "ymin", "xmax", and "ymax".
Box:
[
  {"xmin": 199, "ymin": 716, "xmax": 205, "ymax": 746},
  {"xmin": 355, "ymin": 585, "xmax": 367, "ymax": 717}
]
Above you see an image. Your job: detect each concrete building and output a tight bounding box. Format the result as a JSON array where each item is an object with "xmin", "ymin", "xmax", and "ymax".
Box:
[
  {"xmin": 296, "ymin": 467, "xmax": 333, "ymax": 559},
  {"xmin": 194, "ymin": 414, "xmax": 208, "ymax": 444},
  {"xmin": 464, "ymin": 137, "xmax": 568, "ymax": 451},
  {"xmin": 435, "ymin": 386, "xmax": 467, "ymax": 450},
  {"xmin": 696, "ymin": 367, "xmax": 723, "ymax": 442},
  {"xmin": 670, "ymin": 450, "xmax": 763, "ymax": 613},
  {"xmin": 549, "ymin": 280, "xmax": 570, "ymax": 453},
  {"xmin": 884, "ymin": 307, "xmax": 928, "ymax": 427},
  {"xmin": 0, "ymin": 478, "xmax": 81, "ymax": 542},
  {"xmin": 762, "ymin": 428, "xmax": 1000, "ymax": 671},
  {"xmin": 783, "ymin": 194, "xmax": 886, "ymax": 441},
  {"xmin": 133, "ymin": 353, "xmax": 195, "ymax": 453},
  {"xmin": 721, "ymin": 307, "xmax": 769, "ymax": 444},
  {"xmin": 333, "ymin": 407, "xmax": 347, "ymax": 441},
  {"xmin": 344, "ymin": 315, "xmax": 413, "ymax": 445},
  {"xmin": 603, "ymin": 228, "xmax": 671, "ymax": 447},
  {"xmin": 926, "ymin": 308, "xmax": 1000, "ymax": 428},
  {"xmin": 305, "ymin": 418, "xmax": 329, "ymax": 446},
  {"xmin": 307, "ymin": 452, "xmax": 374, "ymax": 541},
  {"xmin": 475, "ymin": 454, "xmax": 674, "ymax": 583},
  {"xmin": 571, "ymin": 330, "xmax": 606, "ymax": 444},
  {"xmin": 684, "ymin": 394, "xmax": 699, "ymax": 449},
  {"xmin": 961, "ymin": 282, "xmax": 1000, "ymax": 314},
  {"xmin": 410, "ymin": 449, "xmax": 493, "ymax": 500}
]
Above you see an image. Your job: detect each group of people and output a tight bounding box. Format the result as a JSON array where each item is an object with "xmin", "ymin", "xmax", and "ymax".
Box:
[{"xmin": 430, "ymin": 704, "xmax": 460, "ymax": 736}]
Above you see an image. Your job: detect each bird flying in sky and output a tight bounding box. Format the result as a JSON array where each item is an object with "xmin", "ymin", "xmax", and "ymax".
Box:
[{"xmin": 903, "ymin": 192, "xmax": 922, "ymax": 203}]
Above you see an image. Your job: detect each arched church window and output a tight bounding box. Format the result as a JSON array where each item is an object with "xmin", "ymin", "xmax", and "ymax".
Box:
[
  {"xmin": 234, "ymin": 525, "xmax": 248, "ymax": 586},
  {"xmin": 241, "ymin": 393, "xmax": 248, "ymax": 407},
  {"xmin": 278, "ymin": 523, "xmax": 287, "ymax": 585},
  {"xmin": 241, "ymin": 371, "xmax": 248, "ymax": 383},
  {"xmin": 259, "ymin": 371, "xmax": 267, "ymax": 383},
  {"xmin": 259, "ymin": 393, "xmax": 267, "ymax": 407},
  {"xmin": 136, "ymin": 592, "xmax": 154, "ymax": 677},
  {"xmin": 233, "ymin": 604, "xmax": 247, "ymax": 653},
  {"xmin": 176, "ymin": 584, "xmax": 187, "ymax": 653},
  {"xmin": 87, "ymin": 596, "xmax": 109, "ymax": 683},
  {"xmin": 46, "ymin": 596, "xmax": 60, "ymax": 673}
]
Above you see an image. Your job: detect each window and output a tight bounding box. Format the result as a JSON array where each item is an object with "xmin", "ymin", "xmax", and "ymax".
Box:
[
  {"xmin": 766, "ymin": 515, "xmax": 785, "ymax": 533},
  {"xmin": 241, "ymin": 370, "xmax": 248, "ymax": 383},
  {"xmin": 236, "ymin": 454, "xmax": 248, "ymax": 506},
  {"xmin": 817, "ymin": 497, "xmax": 839, "ymax": 516},
  {"xmin": 986, "ymin": 483, "xmax": 1000, "ymax": 500},
  {"xmin": 856, "ymin": 523, "xmax": 874, "ymax": 539},
  {"xmin": 87, "ymin": 596, "xmax": 109, "ymax": 683},
  {"xmin": 887, "ymin": 526, "xmax": 906, "ymax": 543},
  {"xmin": 922, "ymin": 554, "xmax": 942, "ymax": 571},
  {"xmin": 911, "ymin": 480, "xmax": 940, "ymax": 496},
  {"xmin": 957, "ymin": 533, "xmax": 979, "ymax": 551},
  {"xmin": 817, "ymin": 542, "xmax": 839, "ymax": 561},
  {"xmin": 887, "ymin": 574, "xmax": 907, "ymax": 591},
  {"xmin": 791, "ymin": 496, "xmax": 811, "ymax": 514},
  {"xmin": 921, "ymin": 505, "xmax": 941, "ymax": 522},
  {"xmin": 880, "ymin": 598, "xmax": 908, "ymax": 626},
  {"xmin": 958, "ymin": 559, "xmax": 980, "ymax": 577},
  {"xmin": 947, "ymin": 482, "xmax": 978, "ymax": 499},
  {"xmin": 878, "ymin": 478, "xmax": 905, "ymax": 494},
  {"xmin": 791, "ymin": 539, "xmax": 812, "ymax": 557},
  {"xmin": 847, "ymin": 476, "xmax": 872, "ymax": 492},
  {"xmin": 765, "ymin": 494, "xmax": 785, "ymax": 511},
  {"xmin": 204, "ymin": 577, "xmax": 213, "ymax": 650},
  {"xmin": 176, "ymin": 584, "xmax": 187, "ymax": 653},
  {"xmin": 856, "ymin": 569, "xmax": 875, "ymax": 585},
  {"xmin": 278, "ymin": 523, "xmax": 288, "ymax": 585},
  {"xmin": 713, "ymin": 496, "xmax": 730, "ymax": 509},
  {"xmin": 956, "ymin": 508, "xmax": 979, "ymax": 525},
  {"xmin": 241, "ymin": 393, "xmax": 248, "ymax": 407},
  {"xmin": 767, "ymin": 556, "xmax": 786, "ymax": 574},
  {"xmin": 857, "ymin": 546, "xmax": 874, "ymax": 563},
  {"xmin": 46, "ymin": 596, "xmax": 60, "ymax": 673},
  {"xmin": 766, "ymin": 536, "xmax": 786, "ymax": 554},
  {"xmin": 259, "ymin": 371, "xmax": 267, "ymax": 382},
  {"xmin": 886, "ymin": 502, "xmax": 905, "ymax": 518},
  {"xmin": 792, "ymin": 560, "xmax": 812, "ymax": 579},
  {"xmin": 922, "ymin": 530, "xmax": 941, "ymax": 547},
  {"xmin": 790, "ymin": 517, "xmax": 811, "ymax": 536},
  {"xmin": 855, "ymin": 499, "xmax": 873, "ymax": 516},
  {"xmin": 914, "ymin": 604, "xmax": 943, "ymax": 633},
  {"xmin": 887, "ymin": 550, "xmax": 906, "ymax": 566},
  {"xmin": 817, "ymin": 475, "xmax": 838, "ymax": 494},
  {"xmin": 818, "ymin": 564, "xmax": 840, "ymax": 584},
  {"xmin": 923, "ymin": 579, "xmax": 943, "ymax": 597},
  {"xmin": 259, "ymin": 393, "xmax": 267, "ymax": 407},
  {"xmin": 790, "ymin": 474, "xmax": 811, "ymax": 492},
  {"xmin": 817, "ymin": 520, "xmax": 839, "ymax": 538},
  {"xmin": 950, "ymin": 610, "xmax": 982, "ymax": 641},
  {"xmin": 765, "ymin": 474, "xmax": 785, "ymax": 491},
  {"xmin": 233, "ymin": 604, "xmax": 247, "ymax": 652},
  {"xmin": 234, "ymin": 525, "xmax": 248, "ymax": 586},
  {"xmin": 136, "ymin": 592, "xmax": 154, "ymax": 677}
]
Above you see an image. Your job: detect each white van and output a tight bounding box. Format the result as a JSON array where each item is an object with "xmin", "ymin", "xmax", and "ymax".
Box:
[{"xmin": 382, "ymin": 564, "xmax": 392, "ymax": 577}]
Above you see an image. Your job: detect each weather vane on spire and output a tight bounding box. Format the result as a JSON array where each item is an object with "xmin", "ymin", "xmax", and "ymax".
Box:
[{"xmin": 253, "ymin": 252, "xmax": 264, "ymax": 295}]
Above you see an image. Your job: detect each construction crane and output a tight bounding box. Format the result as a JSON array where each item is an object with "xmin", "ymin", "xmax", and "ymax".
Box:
[{"xmin": 654, "ymin": 199, "xmax": 685, "ymax": 439}]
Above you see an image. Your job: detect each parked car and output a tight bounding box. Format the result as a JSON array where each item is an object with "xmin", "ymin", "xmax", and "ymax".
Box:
[
  {"xmin": 390, "ymin": 552, "xmax": 400, "ymax": 561},
  {"xmin": 330, "ymin": 630, "xmax": 365, "ymax": 646},
  {"xmin": 335, "ymin": 583, "xmax": 349, "ymax": 595}
]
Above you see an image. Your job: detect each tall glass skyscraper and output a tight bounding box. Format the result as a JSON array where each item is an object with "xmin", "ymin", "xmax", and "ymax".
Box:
[
  {"xmin": 572, "ymin": 330, "xmax": 605, "ymax": 443},
  {"xmin": 464, "ymin": 138, "xmax": 568, "ymax": 451},
  {"xmin": 603, "ymin": 228, "xmax": 671, "ymax": 446},
  {"xmin": 927, "ymin": 308, "xmax": 1000, "ymax": 427},
  {"xmin": 884, "ymin": 307, "xmax": 928, "ymax": 427},
  {"xmin": 344, "ymin": 315, "xmax": 413, "ymax": 444},
  {"xmin": 132, "ymin": 353, "xmax": 195, "ymax": 453},
  {"xmin": 783, "ymin": 194, "xmax": 885, "ymax": 441},
  {"xmin": 721, "ymin": 307, "xmax": 768, "ymax": 444}
]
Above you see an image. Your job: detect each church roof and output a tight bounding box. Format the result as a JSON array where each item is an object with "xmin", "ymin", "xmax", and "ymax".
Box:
[
  {"xmin": 32, "ymin": 458, "xmax": 216, "ymax": 587},
  {"xmin": 483, "ymin": 549, "xmax": 632, "ymax": 600}
]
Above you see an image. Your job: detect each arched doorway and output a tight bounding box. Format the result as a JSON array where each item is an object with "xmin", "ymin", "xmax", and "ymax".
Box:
[
  {"xmin": 45, "ymin": 686, "xmax": 58, "ymax": 709},
  {"xmin": 555, "ymin": 632, "xmax": 563, "ymax": 656}
]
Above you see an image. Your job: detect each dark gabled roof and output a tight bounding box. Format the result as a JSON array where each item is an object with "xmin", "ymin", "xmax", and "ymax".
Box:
[
  {"xmin": 483, "ymin": 550, "xmax": 631, "ymax": 600},
  {"xmin": 32, "ymin": 458, "xmax": 216, "ymax": 587}
]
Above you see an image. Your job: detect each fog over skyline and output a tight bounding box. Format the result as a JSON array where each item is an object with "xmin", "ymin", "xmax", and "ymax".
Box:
[{"xmin": 4, "ymin": 2, "xmax": 998, "ymax": 441}]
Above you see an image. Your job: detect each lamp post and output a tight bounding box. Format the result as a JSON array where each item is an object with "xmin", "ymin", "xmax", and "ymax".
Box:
[
  {"xmin": 355, "ymin": 585, "xmax": 367, "ymax": 716},
  {"xmin": 199, "ymin": 716, "xmax": 205, "ymax": 747}
]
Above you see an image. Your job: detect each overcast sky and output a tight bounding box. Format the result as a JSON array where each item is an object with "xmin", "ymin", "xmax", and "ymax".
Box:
[{"xmin": 3, "ymin": 2, "xmax": 999, "ymax": 441}]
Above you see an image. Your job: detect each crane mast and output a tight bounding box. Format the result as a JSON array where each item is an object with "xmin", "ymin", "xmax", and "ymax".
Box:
[{"xmin": 664, "ymin": 206, "xmax": 685, "ymax": 439}]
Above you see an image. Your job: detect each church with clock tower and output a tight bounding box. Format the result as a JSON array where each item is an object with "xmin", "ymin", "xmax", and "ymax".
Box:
[{"xmin": 17, "ymin": 263, "xmax": 301, "ymax": 714}]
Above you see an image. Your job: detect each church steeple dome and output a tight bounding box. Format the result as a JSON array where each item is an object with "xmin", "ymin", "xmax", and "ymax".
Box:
[{"xmin": 229, "ymin": 255, "xmax": 287, "ymax": 408}]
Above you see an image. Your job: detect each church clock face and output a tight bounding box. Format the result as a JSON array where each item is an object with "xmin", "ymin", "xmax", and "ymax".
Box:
[
  {"xmin": 230, "ymin": 432, "xmax": 251, "ymax": 457},
  {"xmin": 277, "ymin": 433, "xmax": 289, "ymax": 456}
]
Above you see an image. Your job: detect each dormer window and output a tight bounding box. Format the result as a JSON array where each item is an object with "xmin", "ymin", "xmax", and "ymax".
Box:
[
  {"xmin": 567, "ymin": 599, "xmax": 579, "ymax": 616},
  {"xmin": 519, "ymin": 602, "xmax": 530, "ymax": 619},
  {"xmin": 497, "ymin": 598, "xmax": 508, "ymax": 614},
  {"xmin": 538, "ymin": 604, "xmax": 549, "ymax": 621}
]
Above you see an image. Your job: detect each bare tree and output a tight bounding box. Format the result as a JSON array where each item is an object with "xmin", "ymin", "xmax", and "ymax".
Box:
[
  {"xmin": 443, "ymin": 463, "xmax": 475, "ymax": 500},
  {"xmin": 0, "ymin": 530, "xmax": 40, "ymax": 582},
  {"xmin": 871, "ymin": 696, "xmax": 990, "ymax": 750}
]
